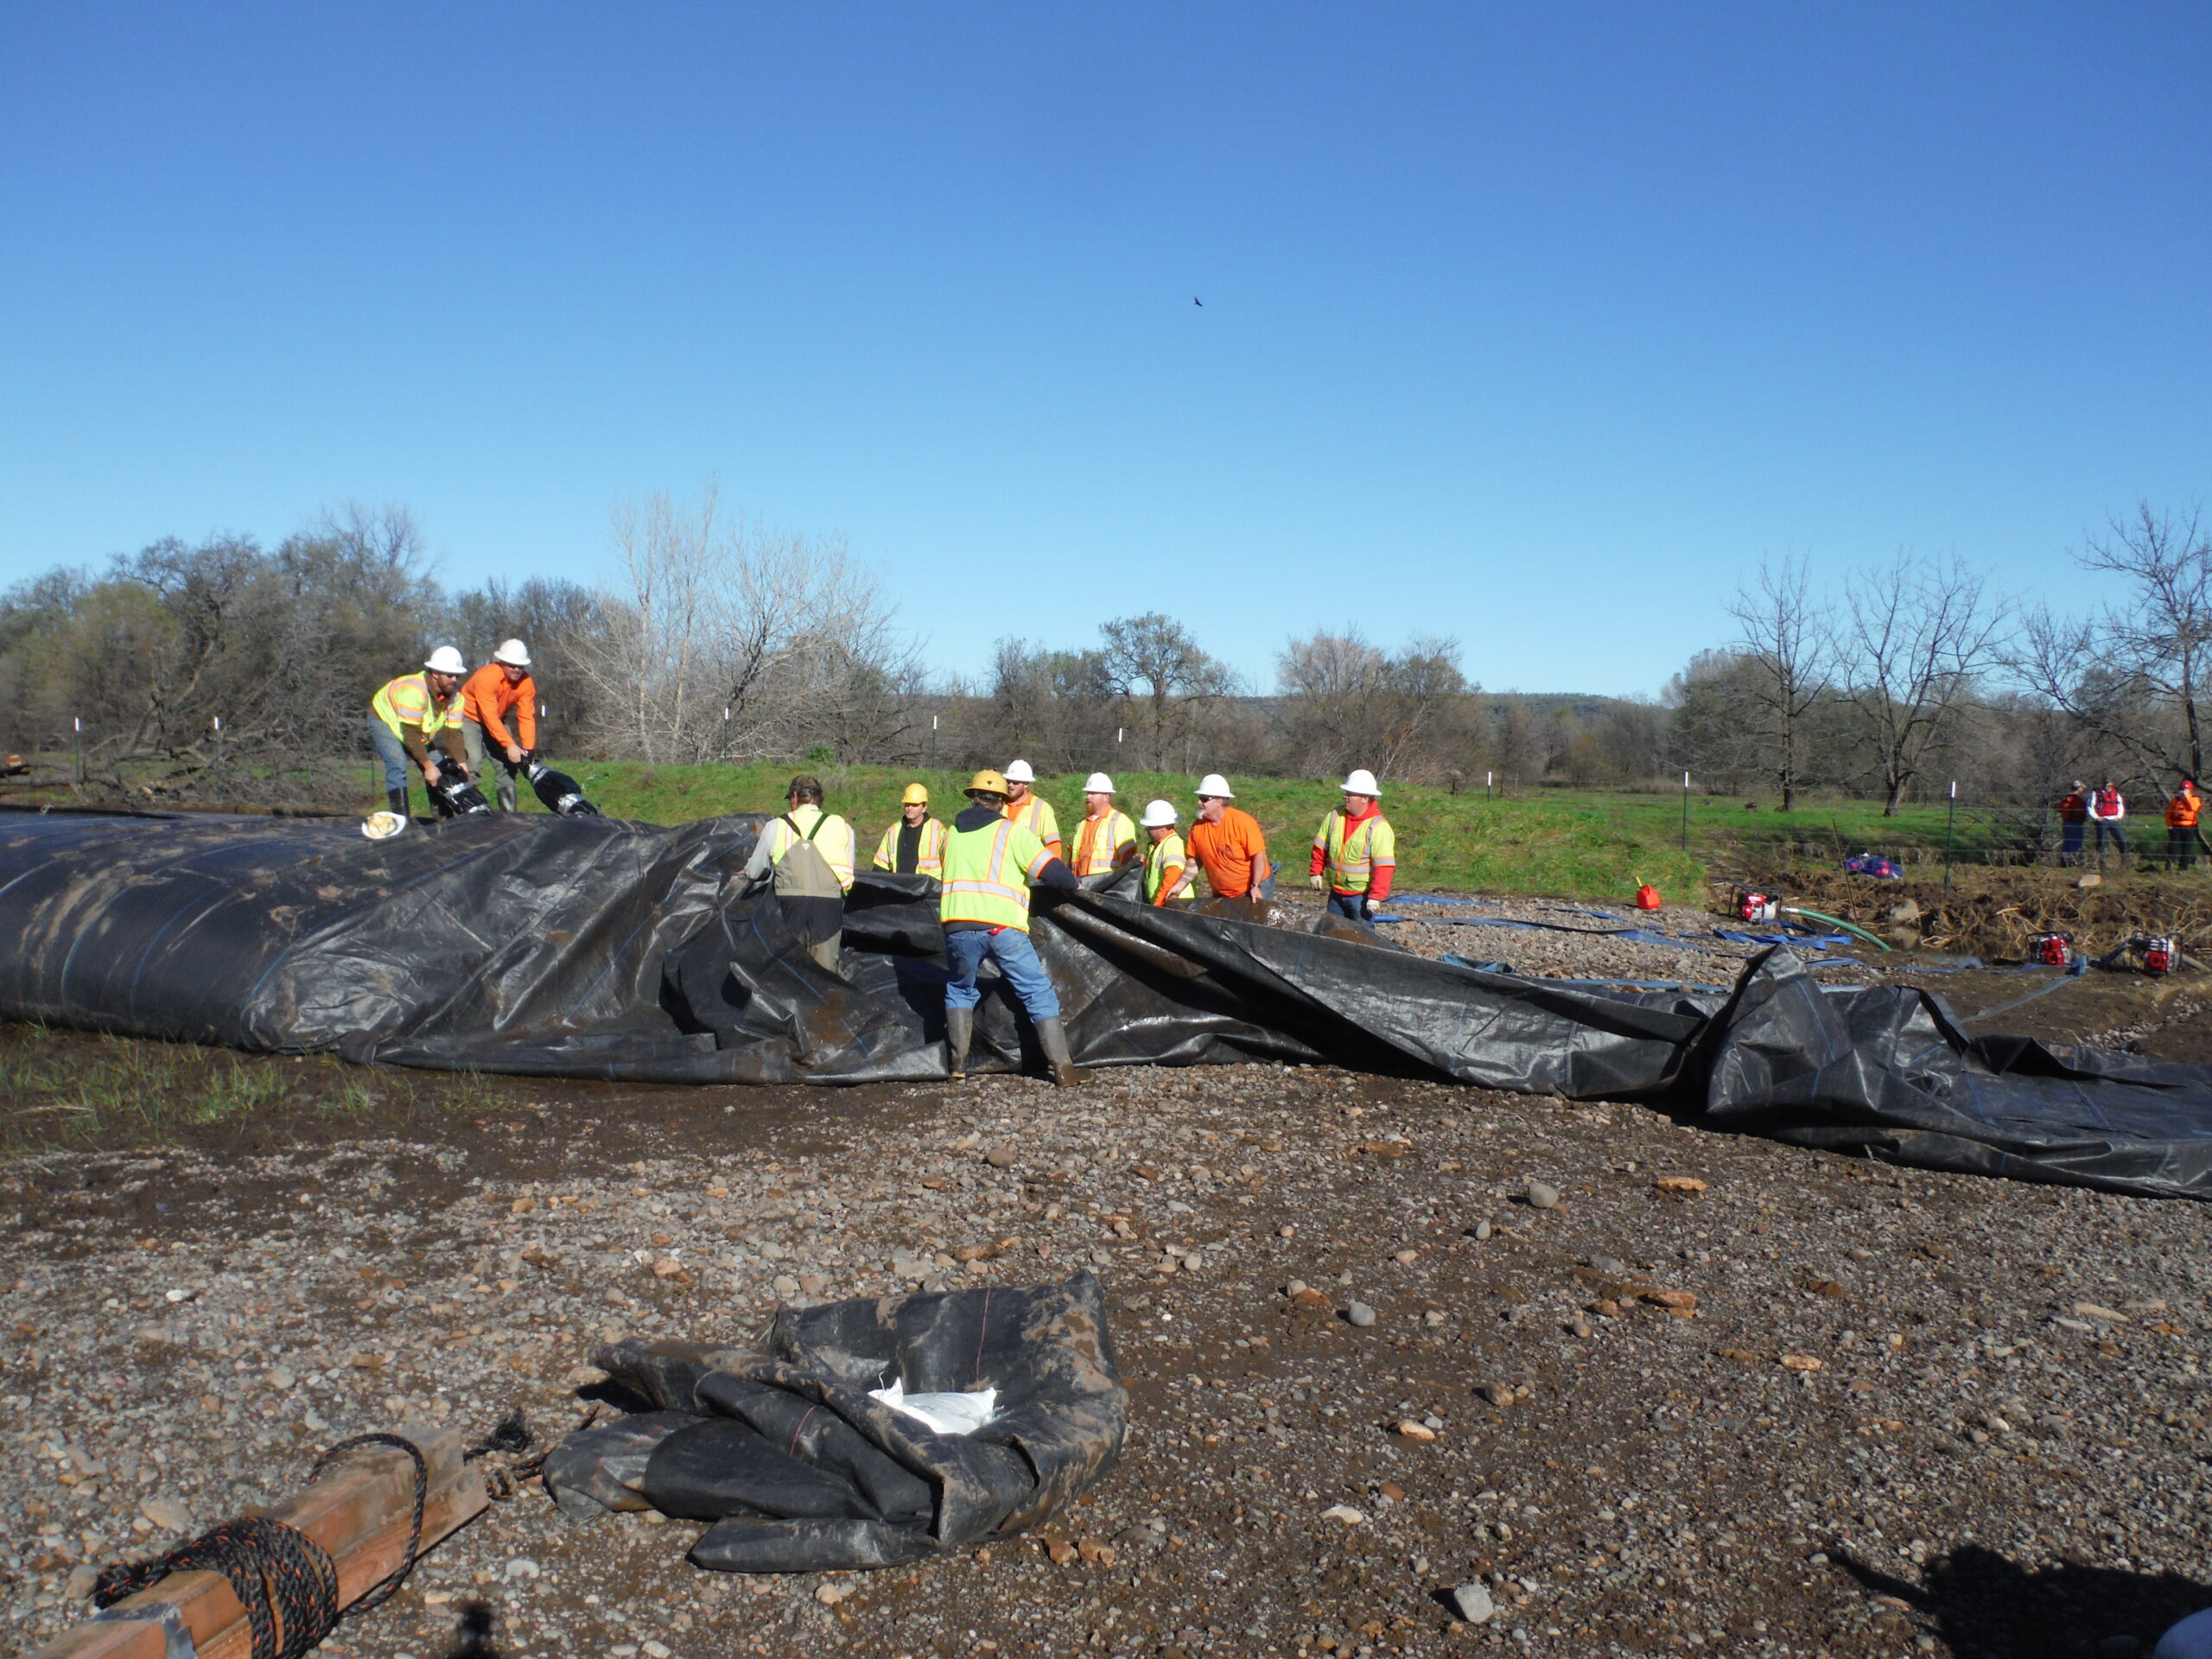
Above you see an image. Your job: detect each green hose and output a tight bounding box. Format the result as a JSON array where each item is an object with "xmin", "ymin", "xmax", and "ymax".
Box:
[{"xmin": 1780, "ymin": 905, "xmax": 1894, "ymax": 952}]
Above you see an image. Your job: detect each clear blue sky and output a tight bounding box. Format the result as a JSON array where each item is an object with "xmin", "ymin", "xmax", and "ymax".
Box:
[{"xmin": 2, "ymin": 5, "xmax": 2206, "ymax": 696}]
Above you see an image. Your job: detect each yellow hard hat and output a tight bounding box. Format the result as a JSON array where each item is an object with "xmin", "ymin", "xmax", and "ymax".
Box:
[
  {"xmin": 967, "ymin": 769, "xmax": 1009, "ymax": 797},
  {"xmin": 901, "ymin": 782, "xmax": 931, "ymax": 805}
]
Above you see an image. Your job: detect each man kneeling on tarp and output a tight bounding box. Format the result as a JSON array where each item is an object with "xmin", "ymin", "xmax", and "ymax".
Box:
[{"xmin": 941, "ymin": 769, "xmax": 1083, "ymax": 1086}]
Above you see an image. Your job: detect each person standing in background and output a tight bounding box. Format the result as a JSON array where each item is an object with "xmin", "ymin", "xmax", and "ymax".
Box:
[
  {"xmin": 2088, "ymin": 778, "xmax": 2128, "ymax": 869},
  {"xmin": 1185, "ymin": 772, "xmax": 1271, "ymax": 900},
  {"xmin": 872, "ymin": 783, "xmax": 946, "ymax": 876},
  {"xmin": 1067, "ymin": 772, "xmax": 1137, "ymax": 879},
  {"xmin": 1001, "ymin": 760, "xmax": 1064, "ymax": 862},
  {"xmin": 460, "ymin": 639, "xmax": 537, "ymax": 811},
  {"xmin": 2056, "ymin": 780, "xmax": 2088, "ymax": 867}
]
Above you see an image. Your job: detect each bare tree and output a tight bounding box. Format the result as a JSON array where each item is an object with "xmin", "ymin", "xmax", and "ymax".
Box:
[
  {"xmin": 1097, "ymin": 613, "xmax": 1236, "ymax": 771},
  {"xmin": 2015, "ymin": 502, "xmax": 2212, "ymax": 788},
  {"xmin": 571, "ymin": 482, "xmax": 920, "ymax": 765},
  {"xmin": 1833, "ymin": 551, "xmax": 2005, "ymax": 815},
  {"xmin": 1275, "ymin": 631, "xmax": 1475, "ymax": 783},
  {"xmin": 1726, "ymin": 554, "xmax": 1831, "ymax": 810}
]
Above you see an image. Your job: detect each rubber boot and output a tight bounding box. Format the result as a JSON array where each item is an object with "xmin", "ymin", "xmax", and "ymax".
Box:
[
  {"xmin": 386, "ymin": 786, "xmax": 410, "ymax": 818},
  {"xmin": 945, "ymin": 1007, "xmax": 972, "ymax": 1082},
  {"xmin": 1035, "ymin": 1016, "xmax": 1084, "ymax": 1087}
]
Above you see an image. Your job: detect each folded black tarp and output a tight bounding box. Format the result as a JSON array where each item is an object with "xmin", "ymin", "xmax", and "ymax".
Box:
[
  {"xmin": 540, "ymin": 1274, "xmax": 1124, "ymax": 1572},
  {"xmin": 1, "ymin": 807, "xmax": 2209, "ymax": 1199}
]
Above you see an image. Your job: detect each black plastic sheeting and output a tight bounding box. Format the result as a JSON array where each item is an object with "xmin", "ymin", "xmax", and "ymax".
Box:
[
  {"xmin": 540, "ymin": 1274, "xmax": 1124, "ymax": 1572},
  {"xmin": 3, "ymin": 807, "xmax": 2211, "ymax": 1199}
]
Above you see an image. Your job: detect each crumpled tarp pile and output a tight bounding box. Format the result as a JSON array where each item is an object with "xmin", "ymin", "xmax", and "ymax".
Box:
[
  {"xmin": 2, "ymin": 806, "xmax": 2210, "ymax": 1199},
  {"xmin": 542, "ymin": 1274, "xmax": 1123, "ymax": 1571}
]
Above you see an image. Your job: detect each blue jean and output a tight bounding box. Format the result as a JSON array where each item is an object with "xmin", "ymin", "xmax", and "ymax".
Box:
[
  {"xmin": 367, "ymin": 717, "xmax": 413, "ymax": 794},
  {"xmin": 944, "ymin": 925, "xmax": 1061, "ymax": 1020},
  {"xmin": 2094, "ymin": 821, "xmax": 2128, "ymax": 861},
  {"xmin": 1327, "ymin": 891, "xmax": 1374, "ymax": 922},
  {"xmin": 2059, "ymin": 820, "xmax": 2084, "ymax": 860}
]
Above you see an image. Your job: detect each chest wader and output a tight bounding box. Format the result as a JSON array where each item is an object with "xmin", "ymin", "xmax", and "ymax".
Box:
[{"xmin": 773, "ymin": 814, "xmax": 845, "ymax": 973}]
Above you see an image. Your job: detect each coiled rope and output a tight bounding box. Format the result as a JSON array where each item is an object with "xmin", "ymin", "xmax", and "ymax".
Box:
[{"xmin": 92, "ymin": 1433, "xmax": 427, "ymax": 1659}]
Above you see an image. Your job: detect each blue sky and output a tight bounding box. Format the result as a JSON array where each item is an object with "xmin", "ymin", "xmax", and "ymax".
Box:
[{"xmin": 2, "ymin": 5, "xmax": 2207, "ymax": 696}]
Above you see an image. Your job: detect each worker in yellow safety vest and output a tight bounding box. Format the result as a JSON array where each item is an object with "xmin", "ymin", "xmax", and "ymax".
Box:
[
  {"xmin": 1067, "ymin": 772, "xmax": 1137, "ymax": 879},
  {"xmin": 940, "ymin": 770, "xmax": 1082, "ymax": 1085},
  {"xmin": 367, "ymin": 645, "xmax": 472, "ymax": 818},
  {"xmin": 1001, "ymin": 759, "xmax": 1064, "ymax": 861},
  {"xmin": 1309, "ymin": 767, "xmax": 1396, "ymax": 922},
  {"xmin": 872, "ymin": 782, "xmax": 946, "ymax": 876},
  {"xmin": 1140, "ymin": 799, "xmax": 1196, "ymax": 906}
]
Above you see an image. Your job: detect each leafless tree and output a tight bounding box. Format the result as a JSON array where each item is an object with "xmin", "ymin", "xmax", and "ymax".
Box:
[
  {"xmin": 1097, "ymin": 613, "xmax": 1237, "ymax": 771},
  {"xmin": 1726, "ymin": 554, "xmax": 1831, "ymax": 810},
  {"xmin": 1833, "ymin": 551, "xmax": 2005, "ymax": 815},
  {"xmin": 2014, "ymin": 502, "xmax": 2212, "ymax": 788},
  {"xmin": 572, "ymin": 482, "xmax": 919, "ymax": 764},
  {"xmin": 1275, "ymin": 631, "xmax": 1475, "ymax": 783}
]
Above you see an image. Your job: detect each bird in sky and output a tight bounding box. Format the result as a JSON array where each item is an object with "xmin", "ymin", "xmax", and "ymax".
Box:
[{"xmin": 1192, "ymin": 296, "xmax": 1202, "ymax": 307}]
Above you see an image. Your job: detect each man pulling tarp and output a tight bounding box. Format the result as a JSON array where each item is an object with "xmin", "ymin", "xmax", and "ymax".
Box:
[{"xmin": 744, "ymin": 773, "xmax": 858, "ymax": 972}]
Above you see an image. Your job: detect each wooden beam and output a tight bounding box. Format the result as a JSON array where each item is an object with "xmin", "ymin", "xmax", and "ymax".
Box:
[{"xmin": 31, "ymin": 1424, "xmax": 488, "ymax": 1659}]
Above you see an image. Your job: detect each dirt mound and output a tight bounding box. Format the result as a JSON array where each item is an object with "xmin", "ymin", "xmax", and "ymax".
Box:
[{"xmin": 1737, "ymin": 863, "xmax": 2212, "ymax": 963}]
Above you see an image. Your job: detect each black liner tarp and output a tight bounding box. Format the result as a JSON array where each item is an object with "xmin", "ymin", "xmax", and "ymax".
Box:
[
  {"xmin": 540, "ymin": 1273, "xmax": 1124, "ymax": 1571},
  {"xmin": 3, "ymin": 807, "xmax": 2211, "ymax": 1199}
]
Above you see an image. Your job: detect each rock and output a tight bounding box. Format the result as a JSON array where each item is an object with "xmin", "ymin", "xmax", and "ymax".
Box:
[
  {"xmin": 1319, "ymin": 1504, "xmax": 1366, "ymax": 1526},
  {"xmin": 1591, "ymin": 1255, "xmax": 1626, "ymax": 1276},
  {"xmin": 1292, "ymin": 1287, "xmax": 1332, "ymax": 1309},
  {"xmin": 2074, "ymin": 1302, "xmax": 2130, "ymax": 1323},
  {"xmin": 1277, "ymin": 1224, "xmax": 1296, "ymax": 1238},
  {"xmin": 504, "ymin": 1557, "xmax": 541, "ymax": 1580},
  {"xmin": 63, "ymin": 1564, "xmax": 99, "ymax": 1601},
  {"xmin": 567, "ymin": 1364, "xmax": 610, "ymax": 1388},
  {"xmin": 1395, "ymin": 1419, "xmax": 1436, "ymax": 1442},
  {"xmin": 269, "ymin": 1367, "xmax": 296, "ymax": 1391},
  {"xmin": 1451, "ymin": 1582, "xmax": 1496, "ymax": 1625},
  {"xmin": 140, "ymin": 1496, "xmax": 193, "ymax": 1534},
  {"xmin": 1779, "ymin": 1354, "xmax": 1823, "ymax": 1372},
  {"xmin": 1526, "ymin": 1181, "xmax": 1559, "ymax": 1210},
  {"xmin": 163, "ymin": 1287, "xmax": 195, "ymax": 1304},
  {"xmin": 1480, "ymin": 1382, "xmax": 1514, "ymax": 1407},
  {"xmin": 1345, "ymin": 1301, "xmax": 1376, "ymax": 1328},
  {"xmin": 1885, "ymin": 898, "xmax": 1923, "ymax": 925},
  {"xmin": 1655, "ymin": 1174, "xmax": 1707, "ymax": 1196},
  {"xmin": 1393, "ymin": 1249, "xmax": 1418, "ymax": 1265},
  {"xmin": 1474, "ymin": 1220, "xmax": 1493, "ymax": 1241},
  {"xmin": 2077, "ymin": 873, "xmax": 2103, "ymax": 889},
  {"xmin": 815, "ymin": 1581, "xmax": 851, "ymax": 1605},
  {"xmin": 985, "ymin": 1146, "xmax": 1018, "ymax": 1169},
  {"xmin": 1570, "ymin": 1316, "xmax": 1594, "ymax": 1338}
]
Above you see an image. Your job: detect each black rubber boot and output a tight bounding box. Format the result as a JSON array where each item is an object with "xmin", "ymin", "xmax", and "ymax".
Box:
[
  {"xmin": 945, "ymin": 1007, "xmax": 972, "ymax": 1082},
  {"xmin": 1035, "ymin": 1016, "xmax": 1084, "ymax": 1087},
  {"xmin": 386, "ymin": 787, "xmax": 410, "ymax": 818}
]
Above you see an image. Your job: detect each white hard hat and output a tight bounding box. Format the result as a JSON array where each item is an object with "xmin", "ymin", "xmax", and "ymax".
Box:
[
  {"xmin": 493, "ymin": 638, "xmax": 531, "ymax": 668},
  {"xmin": 1083, "ymin": 772, "xmax": 1115, "ymax": 794},
  {"xmin": 1342, "ymin": 768, "xmax": 1382, "ymax": 797},
  {"xmin": 423, "ymin": 645, "xmax": 467, "ymax": 676},
  {"xmin": 1196, "ymin": 772, "xmax": 1235, "ymax": 799},
  {"xmin": 1140, "ymin": 799, "xmax": 1179, "ymax": 829},
  {"xmin": 1004, "ymin": 759, "xmax": 1036, "ymax": 784}
]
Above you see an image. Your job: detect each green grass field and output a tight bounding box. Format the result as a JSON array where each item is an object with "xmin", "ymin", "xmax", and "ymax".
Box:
[{"xmin": 524, "ymin": 761, "xmax": 2056, "ymax": 901}]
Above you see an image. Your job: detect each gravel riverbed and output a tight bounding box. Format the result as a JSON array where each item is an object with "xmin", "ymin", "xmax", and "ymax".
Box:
[{"xmin": 3, "ymin": 912, "xmax": 2208, "ymax": 1659}]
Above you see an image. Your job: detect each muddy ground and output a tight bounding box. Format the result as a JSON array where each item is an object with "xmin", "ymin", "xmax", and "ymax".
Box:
[{"xmin": 5, "ymin": 913, "xmax": 2211, "ymax": 1659}]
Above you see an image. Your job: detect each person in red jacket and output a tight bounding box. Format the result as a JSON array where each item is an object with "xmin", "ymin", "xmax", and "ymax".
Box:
[
  {"xmin": 2056, "ymin": 781, "xmax": 2088, "ymax": 866},
  {"xmin": 2088, "ymin": 778, "xmax": 2128, "ymax": 869},
  {"xmin": 1308, "ymin": 769, "xmax": 1395, "ymax": 921}
]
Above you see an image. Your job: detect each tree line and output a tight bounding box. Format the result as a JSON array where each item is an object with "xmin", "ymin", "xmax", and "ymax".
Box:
[{"xmin": 2, "ymin": 488, "xmax": 2205, "ymax": 813}]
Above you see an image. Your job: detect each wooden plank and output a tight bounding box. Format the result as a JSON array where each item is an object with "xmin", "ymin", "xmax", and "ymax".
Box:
[{"xmin": 32, "ymin": 1425, "xmax": 489, "ymax": 1659}]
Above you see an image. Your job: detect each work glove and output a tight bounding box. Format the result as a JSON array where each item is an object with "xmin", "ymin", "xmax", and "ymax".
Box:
[
  {"xmin": 1361, "ymin": 898, "xmax": 1376, "ymax": 921},
  {"xmin": 1307, "ymin": 874, "xmax": 1325, "ymax": 892}
]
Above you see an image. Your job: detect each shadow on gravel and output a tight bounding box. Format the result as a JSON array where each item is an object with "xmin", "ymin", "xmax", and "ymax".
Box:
[
  {"xmin": 439, "ymin": 1599, "xmax": 500, "ymax": 1657},
  {"xmin": 1839, "ymin": 1543, "xmax": 2212, "ymax": 1657}
]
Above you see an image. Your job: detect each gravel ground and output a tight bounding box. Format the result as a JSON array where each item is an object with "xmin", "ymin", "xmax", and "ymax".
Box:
[{"xmin": 4, "ymin": 912, "xmax": 2209, "ymax": 1659}]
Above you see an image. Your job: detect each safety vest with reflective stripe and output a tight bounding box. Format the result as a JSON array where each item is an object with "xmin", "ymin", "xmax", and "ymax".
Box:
[
  {"xmin": 1004, "ymin": 792, "xmax": 1061, "ymax": 849},
  {"xmin": 2171, "ymin": 791, "xmax": 2202, "ymax": 829},
  {"xmin": 760, "ymin": 804, "xmax": 857, "ymax": 892},
  {"xmin": 372, "ymin": 672, "xmax": 463, "ymax": 740},
  {"xmin": 871, "ymin": 817, "xmax": 946, "ymax": 876},
  {"xmin": 940, "ymin": 816, "xmax": 1057, "ymax": 931},
  {"xmin": 1315, "ymin": 809, "xmax": 1396, "ymax": 893},
  {"xmin": 1145, "ymin": 831, "xmax": 1194, "ymax": 905},
  {"xmin": 1069, "ymin": 810, "xmax": 1136, "ymax": 876}
]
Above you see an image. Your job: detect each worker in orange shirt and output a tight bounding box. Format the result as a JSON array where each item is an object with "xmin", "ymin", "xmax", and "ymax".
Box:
[
  {"xmin": 1001, "ymin": 760, "xmax": 1064, "ymax": 861},
  {"xmin": 460, "ymin": 639, "xmax": 537, "ymax": 812},
  {"xmin": 1186, "ymin": 772, "xmax": 1272, "ymax": 899},
  {"xmin": 2166, "ymin": 779, "xmax": 2202, "ymax": 871},
  {"xmin": 1067, "ymin": 772, "xmax": 1137, "ymax": 879}
]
